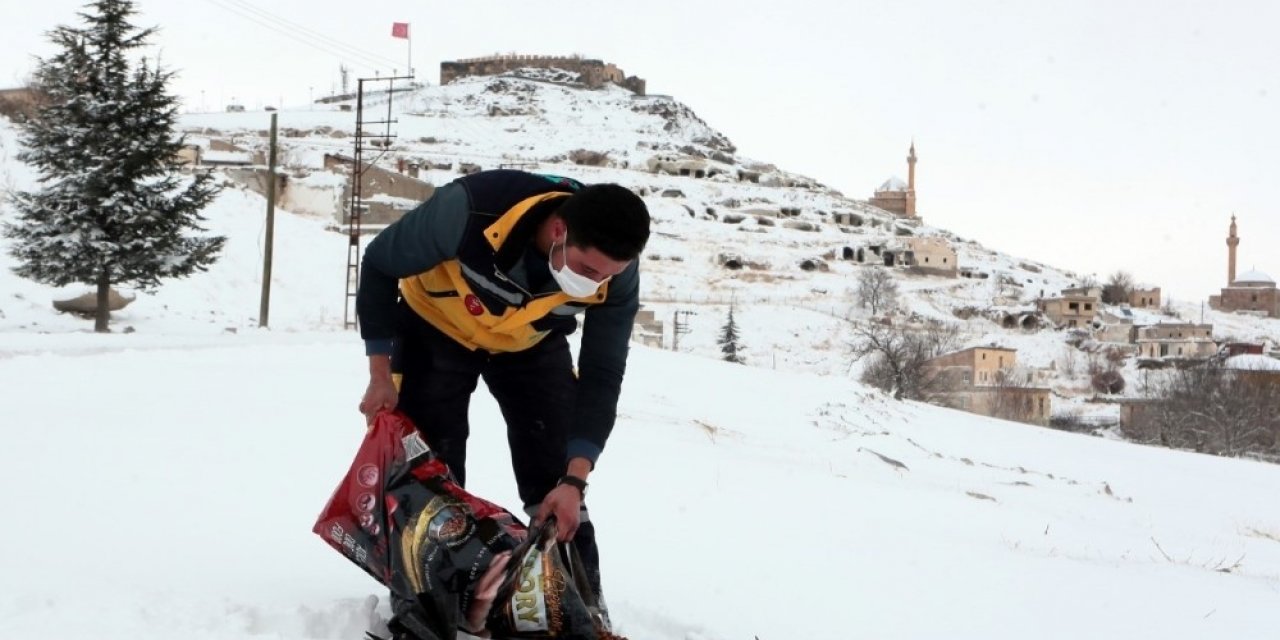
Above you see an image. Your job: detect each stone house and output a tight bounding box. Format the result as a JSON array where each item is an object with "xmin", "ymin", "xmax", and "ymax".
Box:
[
  {"xmin": 323, "ymin": 154, "xmax": 435, "ymax": 225},
  {"xmin": 174, "ymin": 144, "xmax": 203, "ymax": 166},
  {"xmin": 922, "ymin": 346, "xmax": 1051, "ymax": 426},
  {"xmin": 1037, "ymin": 293, "xmax": 1099, "ymax": 328},
  {"xmin": 1062, "ymin": 285, "xmax": 1103, "ymax": 299},
  {"xmin": 925, "ymin": 346, "xmax": 1018, "ymax": 387},
  {"xmin": 631, "ymin": 305, "xmax": 665, "ymax": 349},
  {"xmin": 904, "ymin": 237, "xmax": 957, "ymax": 277},
  {"xmin": 646, "ymin": 154, "xmax": 720, "ymax": 178},
  {"xmin": 1094, "ymin": 308, "xmax": 1137, "ymax": 344},
  {"xmin": 1129, "ymin": 286, "xmax": 1161, "ymax": 308},
  {"xmin": 0, "ymin": 86, "xmax": 43, "ymax": 120},
  {"xmin": 1224, "ymin": 354, "xmax": 1280, "ymax": 390},
  {"xmin": 1134, "ymin": 323, "xmax": 1216, "ymax": 359}
]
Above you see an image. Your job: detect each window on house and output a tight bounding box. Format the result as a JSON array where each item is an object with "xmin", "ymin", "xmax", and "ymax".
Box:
[
  {"xmin": 1069, "ymin": 302, "xmax": 1079, "ymax": 311},
  {"xmin": 925, "ymin": 257, "xmax": 930, "ymax": 263},
  {"xmin": 1038, "ymin": 397, "xmax": 1045, "ymax": 415},
  {"xmin": 1085, "ymin": 303, "xmax": 1093, "ymax": 311},
  {"xmin": 1178, "ymin": 347, "xmax": 1183, "ymax": 355},
  {"xmin": 998, "ymin": 356, "xmax": 1004, "ymax": 367},
  {"xmin": 1252, "ymin": 294, "xmax": 1258, "ymax": 302}
]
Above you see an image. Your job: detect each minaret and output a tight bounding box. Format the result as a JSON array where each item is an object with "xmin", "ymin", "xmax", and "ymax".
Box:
[
  {"xmin": 906, "ymin": 141, "xmax": 918, "ymax": 217},
  {"xmin": 1227, "ymin": 214, "xmax": 1239, "ymax": 285}
]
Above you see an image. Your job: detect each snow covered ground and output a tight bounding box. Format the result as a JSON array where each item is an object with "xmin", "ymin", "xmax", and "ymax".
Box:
[
  {"xmin": 2, "ymin": 327, "xmax": 1280, "ymax": 640},
  {"xmin": 4, "ymin": 75, "xmax": 1280, "ymax": 638}
]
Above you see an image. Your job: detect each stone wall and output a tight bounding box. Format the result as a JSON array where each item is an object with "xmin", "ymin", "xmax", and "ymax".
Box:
[
  {"xmin": 869, "ymin": 190, "xmax": 910, "ymax": 216},
  {"xmin": 1210, "ymin": 286, "xmax": 1280, "ymax": 317},
  {"xmin": 0, "ymin": 86, "xmax": 43, "ymax": 120},
  {"xmin": 440, "ymin": 54, "xmax": 645, "ymax": 94}
]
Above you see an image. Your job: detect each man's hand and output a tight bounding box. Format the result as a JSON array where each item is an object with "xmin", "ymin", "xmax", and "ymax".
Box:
[
  {"xmin": 536, "ymin": 483, "xmax": 584, "ymax": 542},
  {"xmin": 359, "ymin": 376, "xmax": 399, "ymax": 425},
  {"xmin": 359, "ymin": 355, "xmax": 397, "ymax": 425}
]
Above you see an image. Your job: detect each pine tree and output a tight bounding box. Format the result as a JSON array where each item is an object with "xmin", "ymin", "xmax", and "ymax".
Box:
[
  {"xmin": 4, "ymin": 0, "xmax": 223, "ymax": 332},
  {"xmin": 718, "ymin": 303, "xmax": 744, "ymax": 364}
]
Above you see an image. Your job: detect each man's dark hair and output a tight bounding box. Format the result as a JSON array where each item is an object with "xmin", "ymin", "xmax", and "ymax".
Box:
[{"xmin": 558, "ymin": 184, "xmax": 650, "ymax": 261}]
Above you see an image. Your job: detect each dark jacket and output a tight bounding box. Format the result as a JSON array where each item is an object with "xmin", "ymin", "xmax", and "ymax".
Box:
[{"xmin": 356, "ymin": 170, "xmax": 640, "ymax": 464}]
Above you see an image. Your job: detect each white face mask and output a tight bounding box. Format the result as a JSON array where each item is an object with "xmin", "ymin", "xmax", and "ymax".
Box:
[{"xmin": 549, "ymin": 240, "xmax": 606, "ymax": 297}]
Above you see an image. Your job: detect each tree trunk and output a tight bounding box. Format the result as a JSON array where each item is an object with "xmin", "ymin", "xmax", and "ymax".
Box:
[{"xmin": 94, "ymin": 270, "xmax": 110, "ymax": 333}]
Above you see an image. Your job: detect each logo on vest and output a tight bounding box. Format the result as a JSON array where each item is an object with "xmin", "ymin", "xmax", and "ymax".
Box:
[{"xmin": 464, "ymin": 294, "xmax": 484, "ymax": 316}]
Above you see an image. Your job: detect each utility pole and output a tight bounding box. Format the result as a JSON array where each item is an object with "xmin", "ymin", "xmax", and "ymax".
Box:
[
  {"xmin": 672, "ymin": 309, "xmax": 696, "ymax": 351},
  {"xmin": 259, "ymin": 112, "xmax": 278, "ymax": 328},
  {"xmin": 344, "ymin": 74, "xmax": 414, "ymax": 329}
]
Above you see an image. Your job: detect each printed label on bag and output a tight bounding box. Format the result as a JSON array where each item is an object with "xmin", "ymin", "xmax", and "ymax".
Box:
[{"xmin": 402, "ymin": 432, "xmax": 430, "ymax": 461}]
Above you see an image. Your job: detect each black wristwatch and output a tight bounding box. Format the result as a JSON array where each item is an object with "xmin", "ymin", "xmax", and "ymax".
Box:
[{"xmin": 556, "ymin": 475, "xmax": 588, "ymax": 498}]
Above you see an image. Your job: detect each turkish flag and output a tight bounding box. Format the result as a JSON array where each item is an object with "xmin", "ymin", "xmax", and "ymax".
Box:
[{"xmin": 391, "ymin": 22, "xmax": 409, "ymax": 39}]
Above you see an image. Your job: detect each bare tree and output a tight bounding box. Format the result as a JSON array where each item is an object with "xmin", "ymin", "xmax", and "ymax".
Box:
[
  {"xmin": 988, "ymin": 367, "xmax": 1044, "ymax": 424},
  {"xmin": 1091, "ymin": 369, "xmax": 1126, "ymax": 394},
  {"xmin": 1102, "ymin": 270, "xmax": 1135, "ymax": 305},
  {"xmin": 857, "ymin": 267, "xmax": 899, "ymax": 316},
  {"xmin": 1134, "ymin": 363, "xmax": 1280, "ymax": 456},
  {"xmin": 851, "ymin": 321, "xmax": 961, "ymax": 400}
]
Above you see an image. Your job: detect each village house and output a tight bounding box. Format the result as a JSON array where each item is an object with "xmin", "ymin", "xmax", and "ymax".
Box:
[
  {"xmin": 1223, "ymin": 354, "xmax": 1280, "ymax": 389},
  {"xmin": 1037, "ymin": 291, "xmax": 1099, "ymax": 328},
  {"xmin": 1134, "ymin": 323, "xmax": 1216, "ymax": 360},
  {"xmin": 922, "ymin": 347, "xmax": 1051, "ymax": 426},
  {"xmin": 323, "ymin": 153, "xmax": 435, "ymax": 225},
  {"xmin": 631, "ymin": 305, "xmax": 665, "ymax": 349},
  {"xmin": 0, "ymin": 86, "xmax": 43, "ymax": 120},
  {"xmin": 904, "ymin": 236, "xmax": 957, "ymax": 277},
  {"xmin": 1220, "ymin": 342, "xmax": 1265, "ymax": 358},
  {"xmin": 1061, "ymin": 285, "xmax": 1103, "ymax": 299},
  {"xmin": 1095, "ymin": 308, "xmax": 1137, "ymax": 344},
  {"xmin": 1129, "ymin": 286, "xmax": 1161, "ymax": 308}
]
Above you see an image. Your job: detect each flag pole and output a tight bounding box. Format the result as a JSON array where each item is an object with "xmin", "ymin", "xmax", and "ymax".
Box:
[{"xmin": 407, "ymin": 23, "xmax": 413, "ymax": 77}]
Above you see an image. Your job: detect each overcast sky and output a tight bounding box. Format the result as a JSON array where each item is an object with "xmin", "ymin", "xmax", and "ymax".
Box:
[{"xmin": 3, "ymin": 0, "xmax": 1276, "ymax": 302}]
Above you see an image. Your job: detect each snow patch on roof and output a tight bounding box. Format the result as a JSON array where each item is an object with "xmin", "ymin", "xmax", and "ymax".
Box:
[
  {"xmin": 1232, "ymin": 269, "xmax": 1274, "ymax": 285},
  {"xmin": 877, "ymin": 176, "xmax": 908, "ymax": 192},
  {"xmin": 1224, "ymin": 354, "xmax": 1280, "ymax": 371}
]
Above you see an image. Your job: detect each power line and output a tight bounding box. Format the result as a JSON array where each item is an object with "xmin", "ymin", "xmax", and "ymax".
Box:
[
  {"xmin": 201, "ymin": 0, "xmax": 393, "ymax": 71},
  {"xmin": 218, "ymin": 0, "xmax": 404, "ymax": 69},
  {"xmin": 196, "ymin": 0, "xmax": 400, "ymax": 72}
]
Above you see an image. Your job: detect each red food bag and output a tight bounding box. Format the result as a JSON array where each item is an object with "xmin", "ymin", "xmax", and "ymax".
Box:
[{"xmin": 313, "ymin": 412, "xmax": 607, "ymax": 639}]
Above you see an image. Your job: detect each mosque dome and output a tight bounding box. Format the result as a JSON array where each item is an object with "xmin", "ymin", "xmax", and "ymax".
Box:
[
  {"xmin": 877, "ymin": 176, "xmax": 908, "ymax": 192},
  {"xmin": 1232, "ymin": 269, "xmax": 1275, "ymax": 286}
]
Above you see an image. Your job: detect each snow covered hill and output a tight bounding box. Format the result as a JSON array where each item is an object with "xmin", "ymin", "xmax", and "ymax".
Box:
[{"xmin": 2, "ymin": 69, "xmax": 1280, "ymax": 639}]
